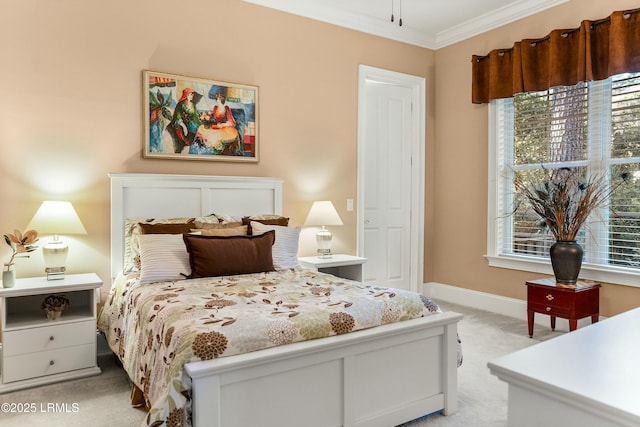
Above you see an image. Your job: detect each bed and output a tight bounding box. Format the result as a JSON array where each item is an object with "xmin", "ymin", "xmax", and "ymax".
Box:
[{"xmin": 99, "ymin": 173, "xmax": 463, "ymax": 427}]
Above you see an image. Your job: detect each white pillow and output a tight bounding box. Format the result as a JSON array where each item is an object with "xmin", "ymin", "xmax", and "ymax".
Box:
[
  {"xmin": 138, "ymin": 234, "xmax": 191, "ymax": 283},
  {"xmin": 250, "ymin": 221, "xmax": 300, "ymax": 270}
]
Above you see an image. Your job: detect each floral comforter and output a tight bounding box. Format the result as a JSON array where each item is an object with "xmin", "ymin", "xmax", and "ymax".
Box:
[{"xmin": 98, "ymin": 268, "xmax": 442, "ymax": 427}]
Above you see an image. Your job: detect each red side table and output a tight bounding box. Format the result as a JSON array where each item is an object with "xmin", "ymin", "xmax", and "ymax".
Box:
[{"xmin": 525, "ymin": 278, "xmax": 601, "ymax": 337}]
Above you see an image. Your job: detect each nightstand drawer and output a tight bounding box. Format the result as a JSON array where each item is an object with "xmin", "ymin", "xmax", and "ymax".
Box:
[
  {"xmin": 3, "ymin": 343, "xmax": 96, "ymax": 383},
  {"xmin": 527, "ymin": 288, "xmax": 574, "ymax": 307},
  {"xmin": 528, "ymin": 302, "xmax": 570, "ymax": 318},
  {"xmin": 3, "ymin": 320, "xmax": 95, "ymax": 357}
]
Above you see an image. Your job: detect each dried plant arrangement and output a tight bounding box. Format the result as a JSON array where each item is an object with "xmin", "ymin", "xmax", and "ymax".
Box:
[
  {"xmin": 41, "ymin": 294, "xmax": 71, "ymax": 320},
  {"xmin": 3, "ymin": 229, "xmax": 38, "ymax": 270},
  {"xmin": 513, "ymin": 167, "xmax": 628, "ymax": 241}
]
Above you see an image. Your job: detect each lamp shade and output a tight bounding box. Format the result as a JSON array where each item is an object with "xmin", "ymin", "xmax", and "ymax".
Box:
[
  {"xmin": 26, "ymin": 201, "xmax": 87, "ymax": 279},
  {"xmin": 26, "ymin": 201, "xmax": 87, "ymax": 235},
  {"xmin": 304, "ymin": 201, "xmax": 344, "ymax": 226}
]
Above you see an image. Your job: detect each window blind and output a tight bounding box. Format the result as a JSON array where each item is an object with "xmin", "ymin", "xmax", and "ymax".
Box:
[
  {"xmin": 607, "ymin": 73, "xmax": 640, "ymax": 269},
  {"xmin": 490, "ymin": 73, "xmax": 640, "ymax": 282}
]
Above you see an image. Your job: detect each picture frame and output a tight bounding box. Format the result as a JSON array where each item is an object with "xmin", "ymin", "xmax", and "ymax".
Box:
[{"xmin": 143, "ymin": 70, "xmax": 258, "ymax": 162}]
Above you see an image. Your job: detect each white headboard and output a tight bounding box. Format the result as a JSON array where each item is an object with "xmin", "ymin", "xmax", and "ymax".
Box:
[{"xmin": 109, "ymin": 173, "xmax": 283, "ymax": 280}]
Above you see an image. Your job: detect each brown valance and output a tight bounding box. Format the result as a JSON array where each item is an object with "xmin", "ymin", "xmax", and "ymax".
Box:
[{"xmin": 471, "ymin": 9, "xmax": 640, "ymax": 104}]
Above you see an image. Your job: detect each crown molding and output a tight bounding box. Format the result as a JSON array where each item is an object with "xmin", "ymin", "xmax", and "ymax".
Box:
[
  {"xmin": 435, "ymin": 0, "xmax": 569, "ymax": 48},
  {"xmin": 243, "ymin": 0, "xmax": 569, "ymax": 50},
  {"xmin": 243, "ymin": 0, "xmax": 435, "ymax": 48}
]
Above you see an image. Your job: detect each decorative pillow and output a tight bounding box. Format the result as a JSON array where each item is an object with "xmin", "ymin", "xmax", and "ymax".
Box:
[
  {"xmin": 213, "ymin": 213, "xmax": 243, "ymax": 223},
  {"xmin": 183, "ymin": 231, "xmax": 275, "ymax": 278},
  {"xmin": 123, "ymin": 215, "xmax": 218, "ymax": 273},
  {"xmin": 139, "ymin": 222, "xmax": 195, "ymax": 235},
  {"xmin": 242, "ymin": 215, "xmax": 289, "ymax": 234},
  {"xmin": 250, "ymin": 221, "xmax": 300, "ymax": 270},
  {"xmin": 193, "ymin": 221, "xmax": 244, "ymax": 230},
  {"xmin": 138, "ymin": 234, "xmax": 191, "ymax": 283},
  {"xmin": 245, "ymin": 214, "xmax": 289, "ymax": 221},
  {"xmin": 190, "ymin": 225, "xmax": 248, "ymax": 236}
]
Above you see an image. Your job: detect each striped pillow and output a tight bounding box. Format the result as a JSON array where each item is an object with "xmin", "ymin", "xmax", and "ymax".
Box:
[
  {"xmin": 138, "ymin": 234, "xmax": 191, "ymax": 283},
  {"xmin": 124, "ymin": 215, "xmax": 218, "ymax": 273},
  {"xmin": 250, "ymin": 221, "xmax": 300, "ymax": 270}
]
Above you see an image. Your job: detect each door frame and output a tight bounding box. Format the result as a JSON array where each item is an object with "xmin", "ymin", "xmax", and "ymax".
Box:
[{"xmin": 356, "ymin": 65, "xmax": 426, "ymax": 293}]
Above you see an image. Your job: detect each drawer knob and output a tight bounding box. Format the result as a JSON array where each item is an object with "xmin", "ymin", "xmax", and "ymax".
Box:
[
  {"xmin": 50, "ymin": 336, "xmax": 55, "ymax": 341},
  {"xmin": 546, "ymin": 307, "xmax": 552, "ymax": 312},
  {"xmin": 546, "ymin": 294, "xmax": 554, "ymax": 301},
  {"xmin": 49, "ymin": 360, "xmax": 55, "ymax": 366}
]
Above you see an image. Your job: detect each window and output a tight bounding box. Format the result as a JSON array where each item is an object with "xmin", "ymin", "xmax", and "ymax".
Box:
[{"xmin": 488, "ymin": 73, "xmax": 640, "ymax": 287}]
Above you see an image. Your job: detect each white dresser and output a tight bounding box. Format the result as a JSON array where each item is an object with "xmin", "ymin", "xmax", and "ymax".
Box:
[
  {"xmin": 488, "ymin": 307, "xmax": 640, "ymax": 427},
  {"xmin": 0, "ymin": 273, "xmax": 102, "ymax": 393}
]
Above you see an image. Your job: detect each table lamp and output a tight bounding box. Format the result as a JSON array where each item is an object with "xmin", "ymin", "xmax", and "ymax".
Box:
[
  {"xmin": 26, "ymin": 201, "xmax": 87, "ymax": 280},
  {"xmin": 304, "ymin": 201, "xmax": 343, "ymax": 258}
]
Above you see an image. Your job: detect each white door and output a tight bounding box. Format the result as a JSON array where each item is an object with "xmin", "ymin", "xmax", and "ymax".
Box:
[{"xmin": 357, "ymin": 66, "xmax": 425, "ymax": 292}]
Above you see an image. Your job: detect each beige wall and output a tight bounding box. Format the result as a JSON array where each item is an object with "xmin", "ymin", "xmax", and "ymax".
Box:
[
  {"xmin": 2, "ymin": 0, "xmax": 638, "ymax": 315},
  {"xmin": 0, "ymin": 0, "xmax": 435, "ymax": 300},
  {"xmin": 434, "ymin": 0, "xmax": 640, "ymax": 316}
]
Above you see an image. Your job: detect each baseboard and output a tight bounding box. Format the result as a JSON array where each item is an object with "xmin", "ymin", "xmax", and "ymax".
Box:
[{"xmin": 422, "ymin": 282, "xmax": 600, "ymax": 332}]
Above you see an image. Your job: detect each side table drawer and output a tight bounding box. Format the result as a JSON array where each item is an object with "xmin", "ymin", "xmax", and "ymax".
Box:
[
  {"xmin": 3, "ymin": 320, "xmax": 95, "ymax": 357},
  {"xmin": 528, "ymin": 302, "xmax": 571, "ymax": 318},
  {"xmin": 3, "ymin": 343, "xmax": 96, "ymax": 383},
  {"xmin": 528, "ymin": 288, "xmax": 574, "ymax": 307}
]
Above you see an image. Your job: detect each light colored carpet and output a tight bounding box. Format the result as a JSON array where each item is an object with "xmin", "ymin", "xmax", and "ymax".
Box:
[
  {"xmin": 0, "ymin": 301, "xmax": 561, "ymax": 427},
  {"xmin": 0, "ymin": 353, "xmax": 146, "ymax": 427},
  {"xmin": 399, "ymin": 301, "xmax": 561, "ymax": 427}
]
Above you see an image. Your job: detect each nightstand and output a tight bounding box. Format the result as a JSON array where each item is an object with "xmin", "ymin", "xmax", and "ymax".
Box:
[
  {"xmin": 298, "ymin": 254, "xmax": 368, "ymax": 281},
  {"xmin": 0, "ymin": 273, "xmax": 102, "ymax": 393},
  {"xmin": 525, "ymin": 278, "xmax": 601, "ymax": 338}
]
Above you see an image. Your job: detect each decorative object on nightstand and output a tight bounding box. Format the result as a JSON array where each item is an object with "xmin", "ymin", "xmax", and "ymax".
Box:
[
  {"xmin": 26, "ymin": 201, "xmax": 87, "ymax": 280},
  {"xmin": 41, "ymin": 294, "xmax": 70, "ymax": 320},
  {"xmin": 0, "ymin": 273, "xmax": 102, "ymax": 393},
  {"xmin": 2, "ymin": 266, "xmax": 15, "ymax": 288},
  {"xmin": 3, "ymin": 229, "xmax": 39, "ymax": 288},
  {"xmin": 304, "ymin": 201, "xmax": 343, "ymax": 258}
]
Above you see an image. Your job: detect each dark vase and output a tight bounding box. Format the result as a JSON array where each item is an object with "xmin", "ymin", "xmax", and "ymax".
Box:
[{"xmin": 549, "ymin": 240, "xmax": 584, "ymax": 285}]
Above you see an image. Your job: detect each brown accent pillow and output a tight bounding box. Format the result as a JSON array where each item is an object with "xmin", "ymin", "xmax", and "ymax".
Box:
[
  {"xmin": 242, "ymin": 216, "xmax": 289, "ymax": 235},
  {"xmin": 183, "ymin": 230, "xmax": 275, "ymax": 278},
  {"xmin": 139, "ymin": 221, "xmax": 194, "ymax": 234},
  {"xmin": 190, "ymin": 226, "xmax": 248, "ymax": 236}
]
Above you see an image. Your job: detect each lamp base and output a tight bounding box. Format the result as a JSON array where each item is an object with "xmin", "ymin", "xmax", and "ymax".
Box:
[
  {"xmin": 316, "ymin": 227, "xmax": 333, "ymax": 259},
  {"xmin": 317, "ymin": 249, "xmax": 332, "ymax": 259},
  {"xmin": 46, "ymin": 267, "xmax": 66, "ymax": 281},
  {"xmin": 42, "ymin": 238, "xmax": 68, "ymax": 280}
]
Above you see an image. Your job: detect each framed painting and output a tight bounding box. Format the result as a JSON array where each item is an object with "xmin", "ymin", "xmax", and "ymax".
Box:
[{"xmin": 143, "ymin": 70, "xmax": 258, "ymax": 162}]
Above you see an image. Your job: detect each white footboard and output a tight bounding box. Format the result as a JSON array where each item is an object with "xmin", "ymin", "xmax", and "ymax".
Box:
[{"xmin": 185, "ymin": 311, "xmax": 462, "ymax": 427}]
